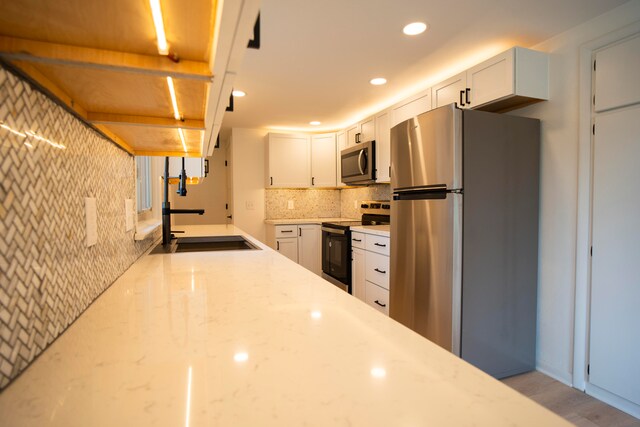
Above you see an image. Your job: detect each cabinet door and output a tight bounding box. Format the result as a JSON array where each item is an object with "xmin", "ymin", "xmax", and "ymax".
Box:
[
  {"xmin": 345, "ymin": 125, "xmax": 359, "ymax": 147},
  {"xmin": 365, "ymin": 281, "xmax": 389, "ymax": 316},
  {"xmin": 375, "ymin": 110, "xmax": 391, "ymax": 183},
  {"xmin": 433, "ymin": 72, "xmax": 467, "ymax": 109},
  {"xmin": 352, "ymin": 247, "xmax": 366, "ymax": 301},
  {"xmin": 267, "ymin": 133, "xmax": 310, "ymax": 187},
  {"xmin": 311, "ymin": 133, "xmax": 336, "ymax": 187},
  {"xmin": 359, "ymin": 116, "xmax": 375, "ymax": 142},
  {"xmin": 336, "ymin": 131, "xmax": 347, "ymax": 187},
  {"xmin": 391, "ymin": 88, "xmax": 432, "ymax": 127},
  {"xmin": 169, "ymin": 157, "xmax": 205, "ymax": 178},
  {"xmin": 466, "ymin": 49, "xmax": 514, "ymax": 109},
  {"xmin": 276, "ymin": 238, "xmax": 298, "ymax": 262},
  {"xmin": 298, "ymin": 224, "xmax": 321, "ymax": 275}
]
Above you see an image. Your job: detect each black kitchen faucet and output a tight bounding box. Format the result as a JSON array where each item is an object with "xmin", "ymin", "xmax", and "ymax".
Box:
[{"xmin": 162, "ymin": 157, "xmax": 205, "ymax": 246}]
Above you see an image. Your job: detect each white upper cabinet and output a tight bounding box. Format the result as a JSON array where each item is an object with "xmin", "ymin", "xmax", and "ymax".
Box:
[
  {"xmin": 433, "ymin": 72, "xmax": 468, "ymax": 109},
  {"xmin": 375, "ymin": 109, "xmax": 391, "ymax": 183},
  {"xmin": 311, "ymin": 133, "xmax": 337, "ymax": 187},
  {"xmin": 391, "ymin": 88, "xmax": 432, "ymax": 127},
  {"xmin": 336, "ymin": 131, "xmax": 347, "ymax": 188},
  {"xmin": 466, "ymin": 47, "xmax": 548, "ymax": 111},
  {"xmin": 432, "ymin": 47, "xmax": 548, "ymax": 112},
  {"xmin": 594, "ymin": 34, "xmax": 640, "ymax": 112},
  {"xmin": 266, "ymin": 133, "xmax": 311, "ymax": 188},
  {"xmin": 345, "ymin": 115, "xmax": 376, "ymax": 146},
  {"xmin": 168, "ymin": 157, "xmax": 207, "ymax": 178}
]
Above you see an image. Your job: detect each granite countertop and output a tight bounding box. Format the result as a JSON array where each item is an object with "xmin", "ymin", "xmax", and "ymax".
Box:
[
  {"xmin": 264, "ymin": 217, "xmax": 357, "ymax": 224},
  {"xmin": 0, "ymin": 224, "xmax": 568, "ymax": 426},
  {"xmin": 350, "ymin": 224, "xmax": 390, "ymax": 237}
]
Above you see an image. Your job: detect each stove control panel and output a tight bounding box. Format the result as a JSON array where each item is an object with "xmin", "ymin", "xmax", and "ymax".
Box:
[{"xmin": 361, "ymin": 200, "xmax": 391, "ymax": 215}]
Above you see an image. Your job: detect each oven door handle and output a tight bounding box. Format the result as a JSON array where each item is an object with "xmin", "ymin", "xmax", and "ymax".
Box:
[{"xmin": 322, "ymin": 226, "xmax": 346, "ymax": 235}]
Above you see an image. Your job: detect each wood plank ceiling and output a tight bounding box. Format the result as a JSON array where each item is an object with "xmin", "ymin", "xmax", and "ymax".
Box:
[{"xmin": 0, "ymin": 0, "xmax": 217, "ymax": 157}]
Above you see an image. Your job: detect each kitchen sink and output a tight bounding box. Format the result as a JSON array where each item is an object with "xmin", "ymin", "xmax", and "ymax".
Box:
[{"xmin": 151, "ymin": 235, "xmax": 260, "ymax": 254}]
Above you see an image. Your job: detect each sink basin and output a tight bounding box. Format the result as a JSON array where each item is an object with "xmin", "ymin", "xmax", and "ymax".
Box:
[{"xmin": 151, "ymin": 235, "xmax": 260, "ymax": 254}]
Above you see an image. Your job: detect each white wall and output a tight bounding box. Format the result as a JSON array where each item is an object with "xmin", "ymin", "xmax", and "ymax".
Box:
[
  {"xmin": 230, "ymin": 128, "xmax": 268, "ymax": 242},
  {"xmin": 511, "ymin": 0, "xmax": 640, "ymax": 384}
]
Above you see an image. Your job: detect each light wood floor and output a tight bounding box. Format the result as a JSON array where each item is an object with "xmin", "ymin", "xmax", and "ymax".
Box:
[{"xmin": 503, "ymin": 371, "xmax": 640, "ymax": 427}]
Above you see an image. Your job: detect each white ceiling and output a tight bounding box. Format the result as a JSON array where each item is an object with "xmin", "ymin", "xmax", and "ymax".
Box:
[{"xmin": 221, "ymin": 0, "xmax": 628, "ymax": 134}]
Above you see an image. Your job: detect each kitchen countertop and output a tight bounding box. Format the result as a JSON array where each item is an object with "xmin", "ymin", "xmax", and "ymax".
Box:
[
  {"xmin": 265, "ymin": 217, "xmax": 356, "ymax": 224},
  {"xmin": 0, "ymin": 224, "xmax": 568, "ymax": 426},
  {"xmin": 350, "ymin": 224, "xmax": 390, "ymax": 237}
]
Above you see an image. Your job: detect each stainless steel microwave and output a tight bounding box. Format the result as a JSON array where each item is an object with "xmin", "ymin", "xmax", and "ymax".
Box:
[{"xmin": 341, "ymin": 140, "xmax": 376, "ymax": 184}]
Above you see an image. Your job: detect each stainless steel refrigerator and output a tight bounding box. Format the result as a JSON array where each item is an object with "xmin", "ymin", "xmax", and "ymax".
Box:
[{"xmin": 390, "ymin": 104, "xmax": 540, "ymax": 379}]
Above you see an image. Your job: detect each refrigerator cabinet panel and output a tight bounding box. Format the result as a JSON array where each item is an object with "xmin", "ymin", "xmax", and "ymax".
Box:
[
  {"xmin": 390, "ymin": 104, "xmax": 462, "ymax": 191},
  {"xmin": 390, "ymin": 194, "xmax": 462, "ymax": 353}
]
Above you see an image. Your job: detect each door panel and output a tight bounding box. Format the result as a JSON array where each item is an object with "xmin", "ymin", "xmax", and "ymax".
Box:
[
  {"xmin": 390, "ymin": 104, "xmax": 462, "ymax": 190},
  {"xmin": 590, "ymin": 106, "xmax": 640, "ymax": 406},
  {"xmin": 390, "ymin": 195, "xmax": 458, "ymax": 351},
  {"xmin": 433, "ymin": 72, "xmax": 466, "ymax": 108}
]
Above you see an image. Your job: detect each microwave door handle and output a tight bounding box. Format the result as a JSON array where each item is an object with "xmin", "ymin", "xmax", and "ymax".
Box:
[{"xmin": 357, "ymin": 149, "xmax": 366, "ymax": 174}]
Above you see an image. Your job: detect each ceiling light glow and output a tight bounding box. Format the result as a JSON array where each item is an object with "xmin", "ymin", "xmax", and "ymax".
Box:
[
  {"xmin": 403, "ymin": 22, "xmax": 428, "ymax": 36},
  {"xmin": 232, "ymin": 90, "xmax": 246, "ymax": 97},
  {"xmin": 370, "ymin": 78, "xmax": 387, "ymax": 86},
  {"xmin": 311, "ymin": 310, "xmax": 322, "ymax": 319},
  {"xmin": 149, "ymin": 0, "xmax": 169, "ymax": 55},
  {"xmin": 234, "ymin": 352, "xmax": 249, "ymax": 363},
  {"xmin": 167, "ymin": 76, "xmax": 181, "ymax": 120},
  {"xmin": 371, "ymin": 367, "xmax": 387, "ymax": 378},
  {"xmin": 309, "ymin": 121, "xmax": 321, "ymax": 126}
]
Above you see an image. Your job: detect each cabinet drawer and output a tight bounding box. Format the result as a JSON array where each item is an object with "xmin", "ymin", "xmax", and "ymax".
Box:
[
  {"xmin": 275, "ymin": 225, "xmax": 298, "ymax": 238},
  {"xmin": 351, "ymin": 232, "xmax": 365, "ymax": 249},
  {"xmin": 365, "ymin": 234, "xmax": 390, "ymax": 256},
  {"xmin": 365, "ymin": 251, "xmax": 390, "ymax": 289},
  {"xmin": 365, "ymin": 281, "xmax": 389, "ymax": 316}
]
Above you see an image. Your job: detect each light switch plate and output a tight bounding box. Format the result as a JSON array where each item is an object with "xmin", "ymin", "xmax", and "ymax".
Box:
[
  {"xmin": 85, "ymin": 197, "xmax": 97, "ymax": 247},
  {"xmin": 125, "ymin": 199, "xmax": 134, "ymax": 232},
  {"xmin": 287, "ymin": 200, "xmax": 294, "ymax": 210}
]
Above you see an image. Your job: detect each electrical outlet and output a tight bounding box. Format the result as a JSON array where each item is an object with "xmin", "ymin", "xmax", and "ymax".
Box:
[
  {"xmin": 287, "ymin": 200, "xmax": 294, "ymax": 210},
  {"xmin": 246, "ymin": 200, "xmax": 255, "ymax": 210},
  {"xmin": 354, "ymin": 200, "xmax": 358, "ymax": 209}
]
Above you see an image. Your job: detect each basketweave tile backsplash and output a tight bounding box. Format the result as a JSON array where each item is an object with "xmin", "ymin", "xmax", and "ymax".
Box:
[{"xmin": 0, "ymin": 66, "xmax": 156, "ymax": 390}]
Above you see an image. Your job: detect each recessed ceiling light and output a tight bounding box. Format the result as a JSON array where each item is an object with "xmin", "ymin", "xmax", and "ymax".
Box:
[
  {"xmin": 403, "ymin": 22, "xmax": 428, "ymax": 36},
  {"xmin": 232, "ymin": 90, "xmax": 246, "ymax": 97},
  {"xmin": 309, "ymin": 121, "xmax": 321, "ymax": 126},
  {"xmin": 370, "ymin": 78, "xmax": 387, "ymax": 86}
]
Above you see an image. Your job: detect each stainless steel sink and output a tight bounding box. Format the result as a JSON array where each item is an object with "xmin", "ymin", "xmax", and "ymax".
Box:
[{"xmin": 151, "ymin": 235, "xmax": 260, "ymax": 254}]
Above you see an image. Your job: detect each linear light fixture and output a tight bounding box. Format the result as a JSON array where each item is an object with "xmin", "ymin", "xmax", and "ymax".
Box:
[
  {"xmin": 178, "ymin": 128, "xmax": 187, "ymax": 152},
  {"xmin": 166, "ymin": 76, "xmax": 181, "ymax": 120},
  {"xmin": 149, "ymin": 0, "xmax": 169, "ymax": 55}
]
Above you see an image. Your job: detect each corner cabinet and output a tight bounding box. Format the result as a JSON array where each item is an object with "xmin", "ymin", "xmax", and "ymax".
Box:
[
  {"xmin": 433, "ymin": 47, "xmax": 549, "ymax": 112},
  {"xmin": 266, "ymin": 223, "xmax": 322, "ymax": 276},
  {"xmin": 266, "ymin": 133, "xmax": 311, "ymax": 188}
]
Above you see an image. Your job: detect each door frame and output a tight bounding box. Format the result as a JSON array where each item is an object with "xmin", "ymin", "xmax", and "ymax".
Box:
[{"xmin": 574, "ymin": 21, "xmax": 640, "ymax": 417}]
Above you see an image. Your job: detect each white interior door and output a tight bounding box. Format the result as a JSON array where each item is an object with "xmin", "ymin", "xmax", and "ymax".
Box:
[{"xmin": 589, "ymin": 105, "xmax": 640, "ymax": 407}]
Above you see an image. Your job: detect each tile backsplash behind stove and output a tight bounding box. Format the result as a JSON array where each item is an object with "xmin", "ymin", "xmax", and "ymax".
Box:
[{"xmin": 340, "ymin": 185, "xmax": 391, "ymax": 219}]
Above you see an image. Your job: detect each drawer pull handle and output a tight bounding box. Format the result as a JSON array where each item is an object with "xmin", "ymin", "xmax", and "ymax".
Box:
[
  {"xmin": 374, "ymin": 243, "xmax": 387, "ymax": 247},
  {"xmin": 374, "ymin": 268, "xmax": 386, "ymax": 274},
  {"xmin": 281, "ymin": 230, "xmax": 294, "ymax": 233},
  {"xmin": 374, "ymin": 300, "xmax": 386, "ymax": 308},
  {"xmin": 352, "ymin": 238, "xmax": 362, "ymax": 242}
]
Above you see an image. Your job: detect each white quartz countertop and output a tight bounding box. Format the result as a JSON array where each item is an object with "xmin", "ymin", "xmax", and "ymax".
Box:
[
  {"xmin": 265, "ymin": 217, "xmax": 356, "ymax": 224},
  {"xmin": 350, "ymin": 224, "xmax": 390, "ymax": 236},
  {"xmin": 0, "ymin": 224, "xmax": 568, "ymax": 426}
]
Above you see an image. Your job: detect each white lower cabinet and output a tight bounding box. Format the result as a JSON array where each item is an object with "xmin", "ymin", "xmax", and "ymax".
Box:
[
  {"xmin": 351, "ymin": 231, "xmax": 390, "ymax": 316},
  {"xmin": 267, "ymin": 223, "xmax": 322, "ymax": 276}
]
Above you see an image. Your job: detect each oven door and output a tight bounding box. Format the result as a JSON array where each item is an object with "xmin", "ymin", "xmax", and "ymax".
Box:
[{"xmin": 321, "ymin": 227, "xmax": 351, "ymax": 292}]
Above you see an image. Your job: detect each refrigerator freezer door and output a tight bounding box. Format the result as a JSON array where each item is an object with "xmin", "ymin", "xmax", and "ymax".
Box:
[
  {"xmin": 390, "ymin": 104, "xmax": 462, "ymax": 191},
  {"xmin": 390, "ymin": 193, "xmax": 462, "ymax": 353}
]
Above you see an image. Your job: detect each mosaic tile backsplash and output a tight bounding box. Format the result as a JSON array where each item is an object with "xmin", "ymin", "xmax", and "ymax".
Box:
[
  {"xmin": 0, "ymin": 66, "xmax": 157, "ymax": 390},
  {"xmin": 340, "ymin": 184, "xmax": 392, "ymax": 219},
  {"xmin": 265, "ymin": 189, "xmax": 341, "ymax": 219}
]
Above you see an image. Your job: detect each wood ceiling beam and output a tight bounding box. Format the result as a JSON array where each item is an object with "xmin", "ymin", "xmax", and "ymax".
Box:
[
  {"xmin": 0, "ymin": 36, "xmax": 213, "ymax": 81},
  {"xmin": 87, "ymin": 112, "xmax": 205, "ymax": 130}
]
